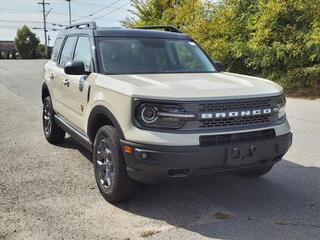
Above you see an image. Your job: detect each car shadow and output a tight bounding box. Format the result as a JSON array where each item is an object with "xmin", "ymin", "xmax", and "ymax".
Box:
[
  {"xmin": 58, "ymin": 136, "xmax": 92, "ymax": 162},
  {"xmin": 60, "ymin": 136, "xmax": 320, "ymax": 239}
]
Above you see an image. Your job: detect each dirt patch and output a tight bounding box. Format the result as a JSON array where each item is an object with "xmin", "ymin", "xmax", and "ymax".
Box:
[
  {"xmin": 215, "ymin": 212, "xmax": 232, "ymax": 220},
  {"xmin": 140, "ymin": 229, "xmax": 161, "ymax": 238}
]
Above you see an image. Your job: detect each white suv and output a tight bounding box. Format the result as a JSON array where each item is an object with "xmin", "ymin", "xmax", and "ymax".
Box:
[{"xmin": 42, "ymin": 22, "xmax": 292, "ymax": 203}]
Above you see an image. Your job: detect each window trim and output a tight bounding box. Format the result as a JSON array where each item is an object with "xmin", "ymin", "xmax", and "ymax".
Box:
[{"xmin": 55, "ymin": 33, "xmax": 96, "ymax": 72}]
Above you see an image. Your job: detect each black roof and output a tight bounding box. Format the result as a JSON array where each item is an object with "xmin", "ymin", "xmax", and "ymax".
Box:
[
  {"xmin": 57, "ymin": 22, "xmax": 191, "ymax": 40},
  {"xmin": 94, "ymin": 28, "xmax": 190, "ymax": 39}
]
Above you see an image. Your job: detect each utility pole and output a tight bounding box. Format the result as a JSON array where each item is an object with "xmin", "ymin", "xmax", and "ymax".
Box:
[
  {"xmin": 38, "ymin": 0, "xmax": 50, "ymax": 58},
  {"xmin": 66, "ymin": 0, "xmax": 72, "ymax": 25},
  {"xmin": 48, "ymin": 35, "xmax": 51, "ymax": 50}
]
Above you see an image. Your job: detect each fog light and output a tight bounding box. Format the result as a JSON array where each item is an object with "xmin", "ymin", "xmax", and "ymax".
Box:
[{"xmin": 123, "ymin": 145, "xmax": 133, "ymax": 154}]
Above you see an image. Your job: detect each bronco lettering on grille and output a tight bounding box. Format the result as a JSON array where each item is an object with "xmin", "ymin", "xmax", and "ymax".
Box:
[{"xmin": 201, "ymin": 108, "xmax": 272, "ymax": 119}]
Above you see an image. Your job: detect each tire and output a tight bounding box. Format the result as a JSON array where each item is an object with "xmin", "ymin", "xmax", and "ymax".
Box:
[
  {"xmin": 42, "ymin": 96, "xmax": 66, "ymax": 144},
  {"xmin": 238, "ymin": 165, "xmax": 273, "ymax": 178},
  {"xmin": 93, "ymin": 125, "xmax": 135, "ymax": 203}
]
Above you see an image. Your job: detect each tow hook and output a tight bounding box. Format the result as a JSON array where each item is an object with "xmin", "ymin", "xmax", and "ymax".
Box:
[
  {"xmin": 231, "ymin": 145, "xmax": 256, "ymax": 159},
  {"xmin": 231, "ymin": 147, "xmax": 241, "ymax": 159}
]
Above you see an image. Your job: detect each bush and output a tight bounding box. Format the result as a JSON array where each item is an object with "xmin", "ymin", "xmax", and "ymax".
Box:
[{"xmin": 275, "ymin": 65, "xmax": 320, "ymax": 96}]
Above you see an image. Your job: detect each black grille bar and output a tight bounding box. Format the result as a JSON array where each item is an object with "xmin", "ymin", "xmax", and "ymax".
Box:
[
  {"xmin": 199, "ymin": 129, "xmax": 276, "ymax": 146},
  {"xmin": 198, "ymin": 98, "xmax": 272, "ymax": 111}
]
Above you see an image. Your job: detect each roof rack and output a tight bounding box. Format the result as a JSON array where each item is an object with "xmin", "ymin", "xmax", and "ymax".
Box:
[
  {"xmin": 65, "ymin": 21, "xmax": 96, "ymax": 30},
  {"xmin": 136, "ymin": 25, "xmax": 182, "ymax": 33}
]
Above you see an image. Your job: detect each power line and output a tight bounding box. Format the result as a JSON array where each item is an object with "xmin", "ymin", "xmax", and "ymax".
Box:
[
  {"xmin": 0, "ymin": 9, "xmax": 43, "ymax": 12},
  {"xmin": 32, "ymin": 27, "xmax": 61, "ymax": 31},
  {"xmin": 91, "ymin": 2, "xmax": 130, "ymax": 21},
  {"xmin": 71, "ymin": 0, "xmax": 121, "ymax": 22},
  {"xmin": 73, "ymin": 0, "xmax": 107, "ymax": 7},
  {"xmin": 73, "ymin": 0, "xmax": 130, "ymax": 10},
  {"xmin": 1, "ymin": 8, "xmax": 84, "ymax": 18},
  {"xmin": 0, "ymin": 25, "xmax": 62, "ymax": 31},
  {"xmin": 0, "ymin": 19, "xmax": 67, "ymax": 27},
  {"xmin": 1, "ymin": 0, "xmax": 131, "ymax": 37}
]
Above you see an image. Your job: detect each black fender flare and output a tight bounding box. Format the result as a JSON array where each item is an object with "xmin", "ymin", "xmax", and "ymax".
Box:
[
  {"xmin": 87, "ymin": 105, "xmax": 125, "ymax": 141},
  {"xmin": 41, "ymin": 82, "xmax": 50, "ymax": 103}
]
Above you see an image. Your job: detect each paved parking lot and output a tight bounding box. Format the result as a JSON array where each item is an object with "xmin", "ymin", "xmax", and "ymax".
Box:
[{"xmin": 0, "ymin": 60, "xmax": 319, "ymax": 240}]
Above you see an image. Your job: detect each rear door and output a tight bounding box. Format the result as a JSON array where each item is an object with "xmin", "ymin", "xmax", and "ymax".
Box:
[
  {"xmin": 61, "ymin": 35, "xmax": 93, "ymax": 130},
  {"xmin": 44, "ymin": 37, "xmax": 63, "ymax": 111},
  {"xmin": 55, "ymin": 35, "xmax": 78, "ymax": 118}
]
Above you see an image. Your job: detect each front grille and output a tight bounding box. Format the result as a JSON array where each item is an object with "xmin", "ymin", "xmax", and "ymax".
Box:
[
  {"xmin": 200, "ymin": 129, "xmax": 275, "ymax": 146},
  {"xmin": 199, "ymin": 115, "xmax": 271, "ymax": 128},
  {"xmin": 198, "ymin": 98, "xmax": 271, "ymax": 111},
  {"xmin": 186, "ymin": 96, "xmax": 277, "ymax": 130}
]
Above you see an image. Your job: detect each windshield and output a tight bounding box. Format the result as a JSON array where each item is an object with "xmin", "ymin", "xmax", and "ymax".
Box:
[{"xmin": 96, "ymin": 37, "xmax": 216, "ymax": 74}]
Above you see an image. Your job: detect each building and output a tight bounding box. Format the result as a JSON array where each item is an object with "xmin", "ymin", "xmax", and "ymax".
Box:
[{"xmin": 0, "ymin": 41, "xmax": 17, "ymax": 58}]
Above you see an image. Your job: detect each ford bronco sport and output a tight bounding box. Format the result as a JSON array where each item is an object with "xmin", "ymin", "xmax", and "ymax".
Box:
[{"xmin": 42, "ymin": 22, "xmax": 292, "ymax": 203}]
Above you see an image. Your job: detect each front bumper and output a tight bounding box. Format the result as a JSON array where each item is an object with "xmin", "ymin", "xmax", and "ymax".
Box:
[{"xmin": 121, "ymin": 132, "xmax": 292, "ymax": 184}]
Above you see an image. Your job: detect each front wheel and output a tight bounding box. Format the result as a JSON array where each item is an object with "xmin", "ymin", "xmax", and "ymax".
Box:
[
  {"xmin": 93, "ymin": 125, "xmax": 135, "ymax": 203},
  {"xmin": 238, "ymin": 165, "xmax": 273, "ymax": 178}
]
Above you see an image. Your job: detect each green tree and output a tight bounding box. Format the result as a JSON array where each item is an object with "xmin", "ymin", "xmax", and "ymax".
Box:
[
  {"xmin": 37, "ymin": 43, "xmax": 46, "ymax": 58},
  {"xmin": 14, "ymin": 25, "xmax": 40, "ymax": 59},
  {"xmin": 123, "ymin": 0, "xmax": 320, "ymax": 96}
]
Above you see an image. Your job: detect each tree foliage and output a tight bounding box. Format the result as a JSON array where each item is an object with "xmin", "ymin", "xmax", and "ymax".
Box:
[
  {"xmin": 122, "ymin": 0, "xmax": 320, "ymax": 95},
  {"xmin": 14, "ymin": 25, "xmax": 40, "ymax": 59}
]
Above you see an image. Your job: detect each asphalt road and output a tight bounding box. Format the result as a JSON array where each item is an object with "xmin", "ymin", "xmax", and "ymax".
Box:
[{"xmin": 0, "ymin": 60, "xmax": 319, "ymax": 240}]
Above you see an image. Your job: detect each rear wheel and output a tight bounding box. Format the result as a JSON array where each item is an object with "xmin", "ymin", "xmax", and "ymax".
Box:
[
  {"xmin": 93, "ymin": 125, "xmax": 135, "ymax": 203},
  {"xmin": 239, "ymin": 165, "xmax": 273, "ymax": 177},
  {"xmin": 42, "ymin": 96, "xmax": 65, "ymax": 144}
]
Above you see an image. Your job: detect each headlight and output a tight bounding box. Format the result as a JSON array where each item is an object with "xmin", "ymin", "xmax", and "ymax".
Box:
[
  {"xmin": 140, "ymin": 105, "xmax": 158, "ymax": 123},
  {"xmin": 135, "ymin": 102, "xmax": 195, "ymax": 129},
  {"xmin": 273, "ymin": 95, "xmax": 286, "ymax": 118}
]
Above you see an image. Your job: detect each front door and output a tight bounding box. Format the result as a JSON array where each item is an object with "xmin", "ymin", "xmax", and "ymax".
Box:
[
  {"xmin": 56, "ymin": 35, "xmax": 78, "ymax": 118},
  {"xmin": 62, "ymin": 36, "xmax": 93, "ymax": 131}
]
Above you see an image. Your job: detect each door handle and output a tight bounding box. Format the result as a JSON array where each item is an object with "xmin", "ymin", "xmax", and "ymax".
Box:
[
  {"xmin": 63, "ymin": 79, "xmax": 70, "ymax": 87},
  {"xmin": 49, "ymin": 73, "xmax": 54, "ymax": 80}
]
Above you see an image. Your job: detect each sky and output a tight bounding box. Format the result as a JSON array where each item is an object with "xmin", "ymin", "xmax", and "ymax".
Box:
[{"xmin": 0, "ymin": 0, "xmax": 134, "ymax": 46}]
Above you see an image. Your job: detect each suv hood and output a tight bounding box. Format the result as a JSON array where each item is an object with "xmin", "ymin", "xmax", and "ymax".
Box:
[{"xmin": 95, "ymin": 72, "xmax": 283, "ymax": 100}]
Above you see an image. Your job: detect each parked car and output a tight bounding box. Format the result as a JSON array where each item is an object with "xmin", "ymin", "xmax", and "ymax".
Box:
[{"xmin": 42, "ymin": 22, "xmax": 292, "ymax": 203}]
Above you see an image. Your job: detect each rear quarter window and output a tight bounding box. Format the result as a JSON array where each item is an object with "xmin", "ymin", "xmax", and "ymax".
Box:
[{"xmin": 51, "ymin": 38, "xmax": 63, "ymax": 62}]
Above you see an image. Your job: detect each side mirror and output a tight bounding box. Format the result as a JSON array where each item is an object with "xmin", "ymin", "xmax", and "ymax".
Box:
[
  {"xmin": 213, "ymin": 61, "xmax": 224, "ymax": 72},
  {"xmin": 64, "ymin": 61, "xmax": 85, "ymax": 75}
]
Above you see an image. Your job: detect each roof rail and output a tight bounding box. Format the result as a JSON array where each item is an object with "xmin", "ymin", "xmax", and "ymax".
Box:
[
  {"xmin": 65, "ymin": 21, "xmax": 97, "ymax": 30},
  {"xmin": 136, "ymin": 25, "xmax": 182, "ymax": 33}
]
